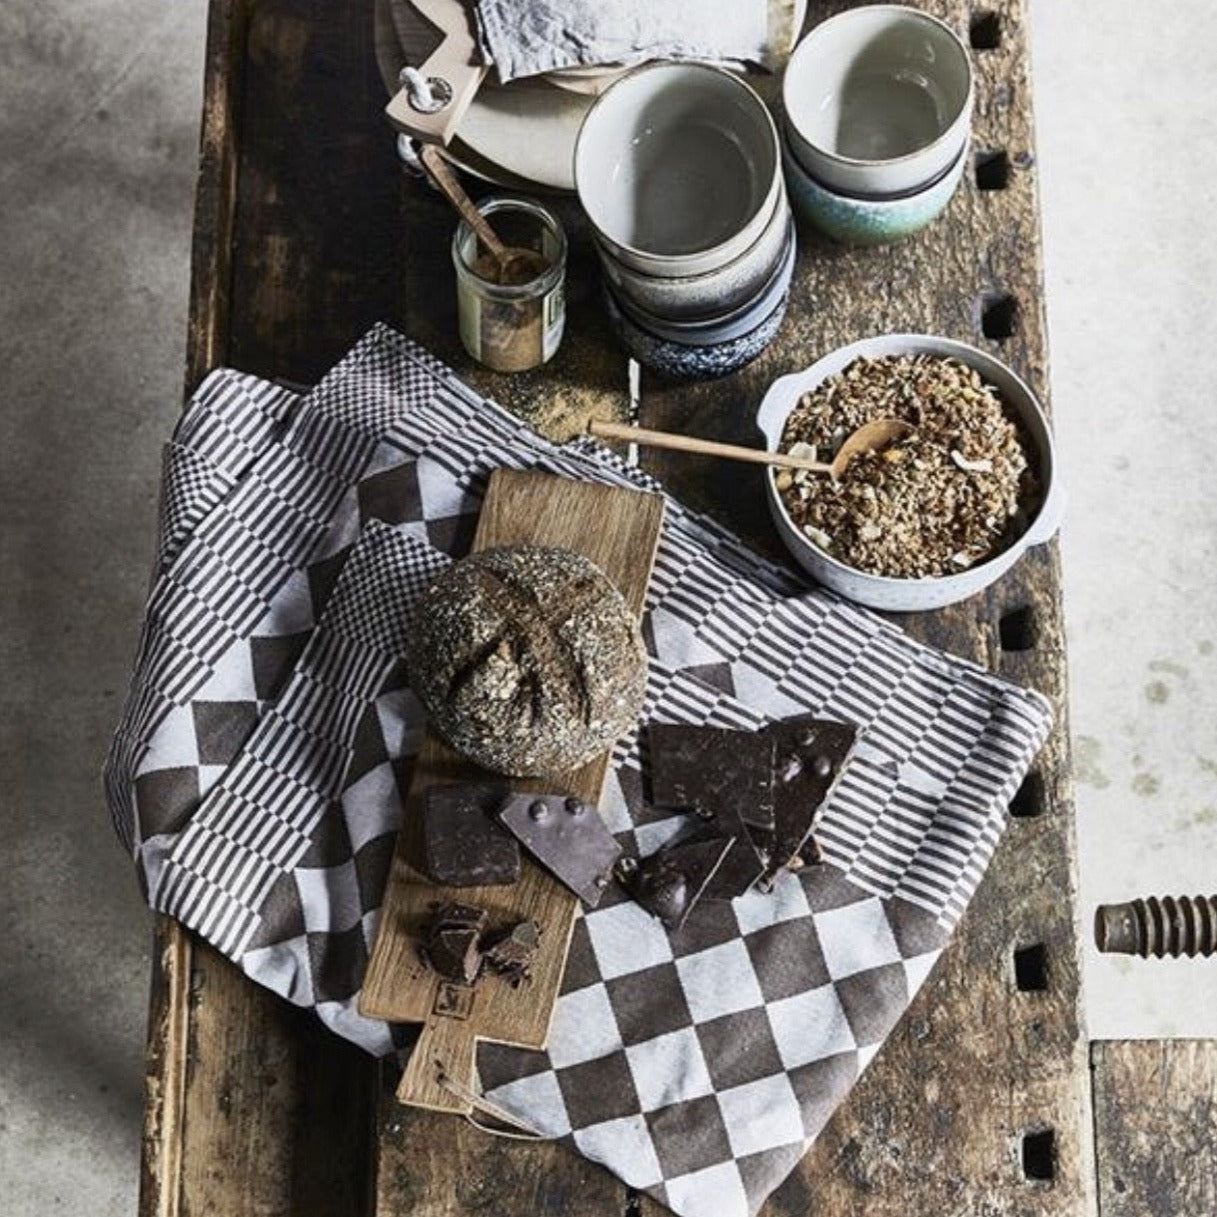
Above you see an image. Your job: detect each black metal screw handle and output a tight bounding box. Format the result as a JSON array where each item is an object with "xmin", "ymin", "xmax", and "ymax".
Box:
[{"xmin": 1094, "ymin": 896, "xmax": 1217, "ymax": 958}]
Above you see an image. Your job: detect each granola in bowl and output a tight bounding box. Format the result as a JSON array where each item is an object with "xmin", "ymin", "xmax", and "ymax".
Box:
[
  {"xmin": 775, "ymin": 353, "xmax": 1038, "ymax": 580},
  {"xmin": 755, "ymin": 334, "xmax": 1063, "ymax": 612}
]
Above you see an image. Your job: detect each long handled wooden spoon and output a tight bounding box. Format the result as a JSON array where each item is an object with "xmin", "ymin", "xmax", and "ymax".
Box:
[
  {"xmin": 588, "ymin": 417, "xmax": 915, "ymax": 479},
  {"xmin": 418, "ymin": 143, "xmax": 538, "ymax": 282}
]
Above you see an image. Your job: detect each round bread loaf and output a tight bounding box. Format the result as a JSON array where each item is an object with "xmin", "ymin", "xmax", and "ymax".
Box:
[{"xmin": 410, "ymin": 545, "xmax": 648, "ymax": 776}]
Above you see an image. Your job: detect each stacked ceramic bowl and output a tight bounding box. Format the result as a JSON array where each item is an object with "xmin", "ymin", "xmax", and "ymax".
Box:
[
  {"xmin": 574, "ymin": 63, "xmax": 795, "ymax": 379},
  {"xmin": 781, "ymin": 6, "xmax": 973, "ymax": 246}
]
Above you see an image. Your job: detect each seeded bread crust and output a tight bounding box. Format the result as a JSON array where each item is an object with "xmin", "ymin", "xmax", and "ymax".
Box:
[{"xmin": 410, "ymin": 545, "xmax": 648, "ymax": 777}]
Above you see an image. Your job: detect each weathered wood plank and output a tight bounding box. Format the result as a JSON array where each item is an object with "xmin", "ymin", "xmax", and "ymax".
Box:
[
  {"xmin": 142, "ymin": 920, "xmax": 379, "ymax": 1217},
  {"xmin": 145, "ymin": 0, "xmax": 396, "ymax": 1214},
  {"xmin": 226, "ymin": 0, "xmax": 401, "ymax": 384},
  {"xmin": 1092, "ymin": 1040, "xmax": 1217, "ymax": 1217},
  {"xmin": 185, "ymin": 0, "xmax": 248, "ymax": 399},
  {"xmin": 376, "ymin": 1064, "xmax": 632, "ymax": 1216}
]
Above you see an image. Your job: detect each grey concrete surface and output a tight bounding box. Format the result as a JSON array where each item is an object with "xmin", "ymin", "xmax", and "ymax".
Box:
[
  {"xmin": 1, "ymin": 0, "xmax": 1213, "ymax": 1214},
  {"xmin": 1032, "ymin": 0, "xmax": 1217, "ymax": 1039},
  {"xmin": 0, "ymin": 1, "xmax": 208, "ymax": 1212}
]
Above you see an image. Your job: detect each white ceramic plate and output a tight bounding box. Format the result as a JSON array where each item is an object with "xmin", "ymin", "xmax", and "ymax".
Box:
[{"xmin": 457, "ymin": 83, "xmax": 593, "ymax": 191}]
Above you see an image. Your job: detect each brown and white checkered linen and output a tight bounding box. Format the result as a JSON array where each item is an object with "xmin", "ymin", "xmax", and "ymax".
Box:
[{"xmin": 106, "ymin": 323, "xmax": 1053, "ymax": 1215}]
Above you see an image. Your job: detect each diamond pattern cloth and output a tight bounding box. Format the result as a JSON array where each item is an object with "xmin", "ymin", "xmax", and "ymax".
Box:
[{"xmin": 105, "ymin": 323, "xmax": 1053, "ymax": 1216}]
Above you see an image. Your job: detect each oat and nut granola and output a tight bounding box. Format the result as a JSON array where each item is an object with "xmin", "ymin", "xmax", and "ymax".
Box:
[{"xmin": 776, "ymin": 354, "xmax": 1037, "ymax": 579}]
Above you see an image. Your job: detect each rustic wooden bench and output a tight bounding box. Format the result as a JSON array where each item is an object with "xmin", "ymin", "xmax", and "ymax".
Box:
[{"xmin": 139, "ymin": 2, "xmax": 1210, "ymax": 1215}]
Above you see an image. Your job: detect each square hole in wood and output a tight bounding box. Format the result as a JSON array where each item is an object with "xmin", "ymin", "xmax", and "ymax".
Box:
[
  {"xmin": 1022, "ymin": 1127, "xmax": 1056, "ymax": 1181},
  {"xmin": 1014, "ymin": 943, "xmax": 1049, "ymax": 992},
  {"xmin": 976, "ymin": 150, "xmax": 1011, "ymax": 191},
  {"xmin": 982, "ymin": 294, "xmax": 1020, "ymax": 341},
  {"xmin": 1010, "ymin": 770, "xmax": 1046, "ymax": 819},
  {"xmin": 998, "ymin": 604, "xmax": 1036, "ymax": 651},
  {"xmin": 970, "ymin": 11, "xmax": 1002, "ymax": 49}
]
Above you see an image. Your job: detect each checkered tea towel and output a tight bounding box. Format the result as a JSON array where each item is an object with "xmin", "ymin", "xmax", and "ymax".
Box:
[{"xmin": 105, "ymin": 323, "xmax": 1053, "ymax": 1217}]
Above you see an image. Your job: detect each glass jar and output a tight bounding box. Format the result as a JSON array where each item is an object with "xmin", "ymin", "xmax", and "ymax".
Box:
[{"xmin": 451, "ymin": 196, "xmax": 567, "ymax": 373}]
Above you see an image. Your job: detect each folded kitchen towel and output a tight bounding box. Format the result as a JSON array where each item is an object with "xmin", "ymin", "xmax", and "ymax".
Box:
[
  {"xmin": 471, "ymin": 0, "xmax": 771, "ymax": 82},
  {"xmin": 106, "ymin": 323, "xmax": 1054, "ymax": 1217}
]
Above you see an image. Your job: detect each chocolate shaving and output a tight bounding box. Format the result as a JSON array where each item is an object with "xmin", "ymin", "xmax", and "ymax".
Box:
[{"xmin": 482, "ymin": 920, "xmax": 541, "ymax": 987}]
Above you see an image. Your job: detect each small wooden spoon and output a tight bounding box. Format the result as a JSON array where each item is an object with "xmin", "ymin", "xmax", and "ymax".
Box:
[
  {"xmin": 418, "ymin": 143, "xmax": 537, "ymax": 282},
  {"xmin": 588, "ymin": 417, "xmax": 915, "ymax": 479}
]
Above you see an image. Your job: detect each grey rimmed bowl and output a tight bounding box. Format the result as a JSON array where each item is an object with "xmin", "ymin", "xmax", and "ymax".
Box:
[
  {"xmin": 756, "ymin": 334, "xmax": 1065, "ymax": 611},
  {"xmin": 596, "ymin": 192, "xmax": 793, "ymax": 322}
]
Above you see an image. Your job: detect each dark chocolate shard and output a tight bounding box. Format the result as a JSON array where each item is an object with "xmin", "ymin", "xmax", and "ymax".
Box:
[
  {"xmin": 762, "ymin": 716, "xmax": 857, "ymax": 885},
  {"xmin": 647, "ymin": 724, "xmax": 773, "ymax": 898},
  {"xmin": 422, "ymin": 901, "xmax": 489, "ymax": 983},
  {"xmin": 619, "ymin": 835, "xmax": 735, "ymax": 930},
  {"xmin": 482, "ymin": 920, "xmax": 541, "ymax": 987},
  {"xmin": 498, "ymin": 793, "xmax": 621, "ymax": 907},
  {"xmin": 697, "ymin": 801, "xmax": 767, "ymax": 899},
  {"xmin": 422, "ymin": 783, "xmax": 521, "ymax": 887},
  {"xmin": 649, "ymin": 724, "xmax": 776, "ymax": 833}
]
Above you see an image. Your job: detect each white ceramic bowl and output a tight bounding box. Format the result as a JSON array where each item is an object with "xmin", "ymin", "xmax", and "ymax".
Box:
[
  {"xmin": 757, "ymin": 335, "xmax": 1064, "ymax": 611},
  {"xmin": 783, "ymin": 6, "xmax": 973, "ymax": 198},
  {"xmin": 596, "ymin": 191, "xmax": 792, "ymax": 322},
  {"xmin": 574, "ymin": 63, "xmax": 783, "ymax": 278}
]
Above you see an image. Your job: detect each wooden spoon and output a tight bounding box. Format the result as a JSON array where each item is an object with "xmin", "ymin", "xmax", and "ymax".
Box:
[
  {"xmin": 587, "ymin": 417, "xmax": 916, "ymax": 479},
  {"xmin": 418, "ymin": 143, "xmax": 538, "ymax": 282}
]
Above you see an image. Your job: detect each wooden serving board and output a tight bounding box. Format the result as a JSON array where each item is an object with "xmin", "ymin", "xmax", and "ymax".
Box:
[{"xmin": 360, "ymin": 469, "xmax": 665, "ymax": 1113}]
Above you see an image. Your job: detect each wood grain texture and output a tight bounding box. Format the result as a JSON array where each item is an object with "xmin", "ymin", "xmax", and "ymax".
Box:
[
  {"xmin": 185, "ymin": 0, "xmax": 248, "ymax": 394},
  {"xmin": 360, "ymin": 471, "xmax": 665, "ymax": 1113},
  {"xmin": 142, "ymin": 920, "xmax": 378, "ymax": 1217},
  {"xmin": 144, "ymin": 0, "xmax": 1112, "ymax": 1215},
  {"xmin": 1092, "ymin": 1040, "xmax": 1217, "ymax": 1217}
]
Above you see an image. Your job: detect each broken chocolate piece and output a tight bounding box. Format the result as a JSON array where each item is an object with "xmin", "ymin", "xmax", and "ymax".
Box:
[
  {"xmin": 761, "ymin": 716, "xmax": 856, "ymax": 885},
  {"xmin": 421, "ymin": 782, "xmax": 521, "ymax": 887},
  {"xmin": 482, "ymin": 920, "xmax": 541, "ymax": 987},
  {"xmin": 619, "ymin": 835, "xmax": 735, "ymax": 930},
  {"xmin": 422, "ymin": 901, "xmax": 489, "ymax": 984},
  {"xmin": 647, "ymin": 724, "xmax": 771, "ymax": 897},
  {"xmin": 498, "ymin": 792, "xmax": 621, "ymax": 907},
  {"xmin": 649, "ymin": 724, "xmax": 776, "ymax": 833},
  {"xmin": 698, "ymin": 802, "xmax": 766, "ymax": 900}
]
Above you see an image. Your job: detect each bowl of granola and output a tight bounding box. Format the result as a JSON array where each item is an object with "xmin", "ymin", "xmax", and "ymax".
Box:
[{"xmin": 757, "ymin": 334, "xmax": 1063, "ymax": 611}]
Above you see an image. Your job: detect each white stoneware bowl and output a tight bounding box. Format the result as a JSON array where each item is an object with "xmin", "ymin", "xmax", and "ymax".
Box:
[
  {"xmin": 596, "ymin": 192, "xmax": 793, "ymax": 322},
  {"xmin": 756, "ymin": 334, "xmax": 1064, "ymax": 611},
  {"xmin": 574, "ymin": 63, "xmax": 783, "ymax": 278},
  {"xmin": 783, "ymin": 6, "xmax": 973, "ymax": 198}
]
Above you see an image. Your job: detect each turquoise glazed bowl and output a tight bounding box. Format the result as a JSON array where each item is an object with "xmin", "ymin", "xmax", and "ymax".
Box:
[{"xmin": 783, "ymin": 135, "xmax": 966, "ymax": 246}]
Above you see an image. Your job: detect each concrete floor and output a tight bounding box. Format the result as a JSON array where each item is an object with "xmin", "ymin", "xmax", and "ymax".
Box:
[{"xmin": 1, "ymin": 0, "xmax": 1213, "ymax": 1212}]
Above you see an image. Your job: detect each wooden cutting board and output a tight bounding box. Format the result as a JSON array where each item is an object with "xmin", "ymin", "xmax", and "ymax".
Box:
[{"xmin": 360, "ymin": 469, "xmax": 665, "ymax": 1113}]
